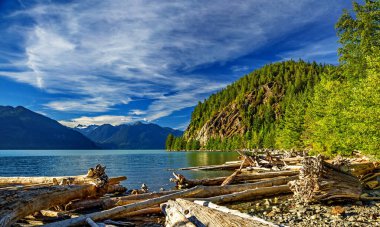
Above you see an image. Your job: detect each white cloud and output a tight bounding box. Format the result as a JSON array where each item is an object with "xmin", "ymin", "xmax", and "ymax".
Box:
[
  {"xmin": 278, "ymin": 37, "xmax": 340, "ymax": 64},
  {"xmin": 0, "ymin": 0, "xmax": 347, "ymax": 124},
  {"xmin": 231, "ymin": 65, "xmax": 250, "ymax": 73},
  {"xmin": 129, "ymin": 109, "xmax": 146, "ymax": 116},
  {"xmin": 59, "ymin": 115, "xmax": 135, "ymax": 128}
]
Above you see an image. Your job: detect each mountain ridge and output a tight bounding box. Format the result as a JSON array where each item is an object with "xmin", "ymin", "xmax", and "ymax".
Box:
[
  {"xmin": 0, "ymin": 105, "xmax": 98, "ymax": 149},
  {"xmin": 75, "ymin": 122, "xmax": 183, "ymax": 149}
]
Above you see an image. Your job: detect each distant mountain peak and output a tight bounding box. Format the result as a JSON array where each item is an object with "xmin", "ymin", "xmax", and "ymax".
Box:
[
  {"xmin": 75, "ymin": 121, "xmax": 183, "ymax": 149},
  {"xmin": 0, "ymin": 105, "xmax": 98, "ymax": 149}
]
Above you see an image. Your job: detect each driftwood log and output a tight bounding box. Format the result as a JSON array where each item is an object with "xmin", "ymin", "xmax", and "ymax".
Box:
[
  {"xmin": 197, "ymin": 185, "xmax": 290, "ymax": 204},
  {"xmin": 0, "ymin": 184, "xmax": 100, "ymax": 226},
  {"xmin": 67, "ymin": 175, "xmax": 297, "ymax": 214},
  {"xmin": 288, "ymin": 155, "xmax": 363, "ymax": 204},
  {"xmin": 45, "ymin": 175, "xmax": 296, "ymax": 226},
  {"xmin": 179, "ymin": 162, "xmax": 249, "ymax": 171},
  {"xmin": 43, "ymin": 186, "xmax": 205, "ymax": 226},
  {"xmin": 66, "ymin": 190, "xmax": 177, "ymax": 211},
  {"xmin": 0, "ymin": 165, "xmax": 125, "ymax": 227},
  {"xmin": 220, "ymin": 157, "xmax": 248, "ymax": 186},
  {"xmin": 162, "ymin": 199, "xmax": 274, "ymax": 227},
  {"xmin": 113, "ymin": 206, "xmax": 162, "ymax": 219},
  {"xmin": 194, "ymin": 200, "xmax": 278, "ymax": 227},
  {"xmin": 161, "ymin": 200, "xmax": 196, "ymax": 227},
  {"xmin": 171, "ymin": 170, "xmax": 298, "ymax": 188}
]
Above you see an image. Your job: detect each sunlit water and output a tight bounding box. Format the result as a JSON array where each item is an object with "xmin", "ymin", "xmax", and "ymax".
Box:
[{"xmin": 0, "ymin": 150, "xmax": 238, "ymax": 191}]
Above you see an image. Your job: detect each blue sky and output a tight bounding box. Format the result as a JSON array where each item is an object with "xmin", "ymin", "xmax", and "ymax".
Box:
[{"xmin": 0, "ymin": 0, "xmax": 353, "ymax": 130}]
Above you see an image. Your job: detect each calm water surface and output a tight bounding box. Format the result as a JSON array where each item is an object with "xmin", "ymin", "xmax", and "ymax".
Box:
[{"xmin": 0, "ymin": 150, "xmax": 238, "ymax": 191}]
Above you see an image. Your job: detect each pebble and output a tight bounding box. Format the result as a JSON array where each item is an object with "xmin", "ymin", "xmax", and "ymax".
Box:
[
  {"xmin": 348, "ymin": 216, "xmax": 356, "ymax": 222},
  {"xmin": 228, "ymin": 195, "xmax": 380, "ymax": 226}
]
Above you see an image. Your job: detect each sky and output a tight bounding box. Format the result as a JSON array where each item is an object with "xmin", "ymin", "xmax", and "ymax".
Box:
[{"xmin": 0, "ymin": 0, "xmax": 354, "ymax": 130}]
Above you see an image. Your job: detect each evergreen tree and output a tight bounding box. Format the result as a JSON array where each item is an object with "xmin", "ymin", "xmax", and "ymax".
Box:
[{"xmin": 165, "ymin": 134, "xmax": 174, "ymax": 150}]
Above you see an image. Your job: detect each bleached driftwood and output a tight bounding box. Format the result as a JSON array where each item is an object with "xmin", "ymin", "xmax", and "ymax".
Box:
[
  {"xmin": 164, "ymin": 199, "xmax": 273, "ymax": 227},
  {"xmin": 0, "ymin": 164, "xmax": 122, "ymax": 227},
  {"xmin": 194, "ymin": 200, "xmax": 278, "ymax": 227},
  {"xmin": 161, "ymin": 200, "xmax": 196, "ymax": 227},
  {"xmin": 199, "ymin": 185, "xmax": 290, "ymax": 204},
  {"xmin": 0, "ymin": 184, "xmax": 100, "ymax": 226},
  {"xmin": 171, "ymin": 170, "xmax": 298, "ymax": 188},
  {"xmin": 65, "ymin": 190, "xmax": 177, "ymax": 210},
  {"xmin": 288, "ymin": 155, "xmax": 363, "ymax": 204},
  {"xmin": 43, "ymin": 186, "xmax": 205, "ymax": 226},
  {"xmin": 44, "ymin": 175, "xmax": 296, "ymax": 226}
]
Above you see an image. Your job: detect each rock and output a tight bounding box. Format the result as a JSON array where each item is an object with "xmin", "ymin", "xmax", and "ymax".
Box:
[
  {"xmin": 272, "ymin": 206, "xmax": 281, "ymax": 212},
  {"xmin": 348, "ymin": 216, "xmax": 355, "ymax": 222},
  {"xmin": 266, "ymin": 211, "xmax": 276, "ymax": 217},
  {"xmin": 331, "ymin": 206, "xmax": 346, "ymax": 215},
  {"xmin": 355, "ymin": 201, "xmax": 363, "ymax": 206}
]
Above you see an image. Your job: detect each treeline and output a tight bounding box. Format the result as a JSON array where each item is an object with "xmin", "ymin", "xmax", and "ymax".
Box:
[
  {"xmin": 167, "ymin": 1, "xmax": 379, "ymax": 158},
  {"xmin": 166, "ymin": 134, "xmax": 200, "ymax": 151}
]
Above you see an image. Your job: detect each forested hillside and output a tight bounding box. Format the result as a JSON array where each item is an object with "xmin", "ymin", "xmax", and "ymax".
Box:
[{"xmin": 167, "ymin": 0, "xmax": 379, "ymax": 158}]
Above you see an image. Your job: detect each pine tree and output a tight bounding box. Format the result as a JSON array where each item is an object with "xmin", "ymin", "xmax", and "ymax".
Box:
[{"xmin": 165, "ymin": 134, "xmax": 174, "ymax": 150}]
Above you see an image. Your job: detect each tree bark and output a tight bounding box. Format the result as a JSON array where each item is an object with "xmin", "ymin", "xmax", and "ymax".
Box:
[
  {"xmin": 106, "ymin": 184, "xmax": 127, "ymax": 194},
  {"xmin": 0, "ymin": 184, "xmax": 100, "ymax": 227},
  {"xmin": 168, "ymin": 199, "xmax": 274, "ymax": 227},
  {"xmin": 193, "ymin": 200, "xmax": 278, "ymax": 227},
  {"xmin": 161, "ymin": 200, "xmax": 196, "ymax": 227},
  {"xmin": 113, "ymin": 206, "xmax": 162, "ymax": 219}
]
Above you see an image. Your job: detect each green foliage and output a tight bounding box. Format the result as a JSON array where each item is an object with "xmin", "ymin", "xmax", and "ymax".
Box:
[
  {"xmin": 303, "ymin": 0, "xmax": 380, "ymax": 158},
  {"xmin": 165, "ymin": 135, "xmax": 201, "ymax": 151},
  {"xmin": 178, "ymin": 1, "xmax": 379, "ymax": 158},
  {"xmin": 336, "ymin": 0, "xmax": 380, "ymax": 78},
  {"xmin": 165, "ymin": 133, "xmax": 174, "ymax": 150},
  {"xmin": 184, "ymin": 60, "xmax": 328, "ymax": 151},
  {"xmin": 275, "ymin": 93, "xmax": 308, "ymax": 150}
]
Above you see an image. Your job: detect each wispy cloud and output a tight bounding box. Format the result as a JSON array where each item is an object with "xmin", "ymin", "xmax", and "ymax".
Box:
[
  {"xmin": 59, "ymin": 115, "xmax": 135, "ymax": 128},
  {"xmin": 0, "ymin": 0, "xmax": 346, "ymax": 126},
  {"xmin": 278, "ymin": 37, "xmax": 340, "ymax": 64}
]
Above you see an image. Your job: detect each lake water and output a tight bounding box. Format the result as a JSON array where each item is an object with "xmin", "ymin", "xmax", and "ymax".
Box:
[{"xmin": 0, "ymin": 150, "xmax": 238, "ymax": 191}]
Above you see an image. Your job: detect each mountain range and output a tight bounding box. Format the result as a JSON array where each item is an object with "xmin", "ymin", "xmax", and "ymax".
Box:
[
  {"xmin": 0, "ymin": 106, "xmax": 182, "ymax": 150},
  {"xmin": 0, "ymin": 106, "xmax": 97, "ymax": 149},
  {"xmin": 75, "ymin": 122, "xmax": 183, "ymax": 149}
]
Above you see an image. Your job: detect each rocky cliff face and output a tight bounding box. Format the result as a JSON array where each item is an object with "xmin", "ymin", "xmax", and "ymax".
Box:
[
  {"xmin": 185, "ymin": 82, "xmax": 282, "ymax": 146},
  {"xmin": 193, "ymin": 102, "xmax": 246, "ymax": 145},
  {"xmin": 186, "ymin": 91, "xmax": 262, "ymax": 145}
]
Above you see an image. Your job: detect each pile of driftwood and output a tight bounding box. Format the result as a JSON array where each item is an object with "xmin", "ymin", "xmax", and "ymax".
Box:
[
  {"xmin": 1, "ymin": 151, "xmax": 380, "ymax": 227},
  {"xmin": 289, "ymin": 154, "xmax": 380, "ymax": 204}
]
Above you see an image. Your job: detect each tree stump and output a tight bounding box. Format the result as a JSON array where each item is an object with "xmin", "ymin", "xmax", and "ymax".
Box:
[{"xmin": 288, "ymin": 155, "xmax": 363, "ymax": 204}]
